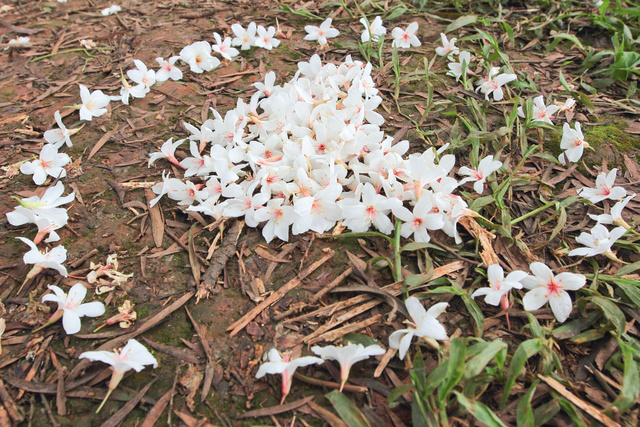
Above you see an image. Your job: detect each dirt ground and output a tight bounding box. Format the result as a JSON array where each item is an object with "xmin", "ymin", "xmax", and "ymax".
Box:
[{"xmin": 1, "ymin": 0, "xmax": 639, "ymax": 426}]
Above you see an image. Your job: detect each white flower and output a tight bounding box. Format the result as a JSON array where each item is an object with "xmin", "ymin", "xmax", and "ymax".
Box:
[
  {"xmin": 254, "ymin": 198, "xmax": 296, "ymax": 243},
  {"xmin": 77, "ymin": 84, "xmax": 110, "ymax": 121},
  {"xmin": 41, "ymin": 283, "xmax": 104, "ymax": 334},
  {"xmin": 517, "ymin": 95, "xmax": 559, "ymax": 125},
  {"xmin": 578, "ymin": 168, "xmax": 627, "ymax": 204},
  {"xmin": 589, "ymin": 193, "xmax": 635, "ymax": 229},
  {"xmin": 360, "ymin": 16, "xmax": 386, "ymax": 43},
  {"xmin": 80, "ymin": 39, "xmax": 97, "ymax": 49},
  {"xmin": 180, "ymin": 41, "xmax": 220, "ymax": 73},
  {"xmin": 6, "ymin": 181, "xmax": 74, "ymax": 228},
  {"xmin": 389, "ymin": 297, "xmax": 448, "ymax": 360},
  {"xmin": 475, "ymin": 67, "xmax": 517, "ymax": 101},
  {"xmin": 458, "ymin": 155, "xmax": 502, "ymax": 194},
  {"xmin": 391, "ymin": 22, "xmax": 421, "ymax": 48},
  {"xmin": 20, "ymin": 144, "xmax": 71, "ymax": 185},
  {"xmin": 18, "ymin": 236, "xmax": 68, "ymax": 278},
  {"xmin": 471, "ymin": 264, "xmax": 526, "ymax": 308},
  {"xmin": 155, "ymin": 56, "xmax": 182, "ymax": 82},
  {"xmin": 311, "ymin": 343, "xmax": 385, "ymax": 391},
  {"xmin": 5, "ymin": 36, "xmax": 30, "ymax": 50},
  {"xmin": 255, "ymin": 349, "xmax": 324, "ymax": 403},
  {"xmin": 304, "ymin": 18, "xmax": 340, "ymax": 46},
  {"xmin": 127, "ymin": 59, "xmax": 156, "ymax": 92},
  {"xmin": 559, "ymin": 122, "xmax": 589, "ymax": 164},
  {"xmin": 556, "ymin": 97, "xmax": 576, "ymax": 113},
  {"xmin": 231, "ymin": 22, "xmax": 257, "ymax": 50},
  {"xmin": 338, "ymin": 183, "xmax": 402, "ymax": 234},
  {"xmin": 568, "ymin": 224, "xmax": 626, "ymax": 260},
  {"xmin": 435, "ymin": 33, "xmax": 459, "ymax": 59},
  {"xmin": 148, "ymin": 138, "xmax": 184, "ymax": 168},
  {"xmin": 101, "ymin": 5, "xmax": 121, "ymax": 15},
  {"xmin": 255, "ymin": 25, "xmax": 280, "ymax": 50},
  {"xmin": 79, "ymin": 339, "xmax": 157, "ymax": 412},
  {"xmin": 212, "ymin": 32, "xmax": 239, "ymax": 61},
  {"xmin": 392, "ymin": 195, "xmax": 444, "ymax": 243},
  {"xmin": 447, "ymin": 51, "xmax": 471, "ymax": 81},
  {"xmin": 44, "ymin": 110, "xmax": 80, "ymax": 148},
  {"xmin": 522, "ymin": 262, "xmax": 586, "ymax": 323}
]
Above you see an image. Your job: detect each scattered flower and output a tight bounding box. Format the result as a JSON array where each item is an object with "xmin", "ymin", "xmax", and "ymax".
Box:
[
  {"xmin": 311, "ymin": 343, "xmax": 385, "ymax": 391},
  {"xmin": 20, "ymin": 144, "xmax": 71, "ymax": 185},
  {"xmin": 522, "ymin": 262, "xmax": 586, "ymax": 323},
  {"xmin": 255, "ymin": 25, "xmax": 280, "ymax": 50},
  {"xmin": 94, "ymin": 300, "xmax": 137, "ymax": 331},
  {"xmin": 80, "ymin": 39, "xmax": 97, "ymax": 49},
  {"xmin": 360, "ymin": 16, "xmax": 386, "ymax": 43},
  {"xmin": 517, "ymin": 95, "xmax": 559, "ymax": 125},
  {"xmin": 578, "ymin": 168, "xmax": 627, "ymax": 204},
  {"xmin": 87, "ymin": 253, "xmax": 133, "ymax": 292},
  {"xmin": 391, "ymin": 22, "xmax": 421, "ymax": 48},
  {"xmin": 180, "ymin": 41, "xmax": 220, "ymax": 73},
  {"xmin": 472, "ymin": 264, "xmax": 526, "ymax": 308},
  {"xmin": 568, "ymin": 223, "xmax": 626, "ymax": 261},
  {"xmin": 44, "ymin": 110, "xmax": 81, "ymax": 148},
  {"xmin": 101, "ymin": 5, "xmax": 121, "ymax": 16},
  {"xmin": 447, "ymin": 51, "xmax": 471, "ymax": 81},
  {"xmin": 304, "ymin": 18, "xmax": 340, "ymax": 46},
  {"xmin": 5, "ymin": 36, "xmax": 30, "ymax": 50},
  {"xmin": 79, "ymin": 339, "xmax": 157, "ymax": 413},
  {"xmin": 127, "ymin": 59, "xmax": 156, "ymax": 93},
  {"xmin": 255, "ymin": 348, "xmax": 324, "ymax": 403},
  {"xmin": 435, "ymin": 33, "xmax": 459, "ymax": 59},
  {"xmin": 77, "ymin": 84, "xmax": 111, "ymax": 121},
  {"xmin": 556, "ymin": 97, "xmax": 576, "ymax": 113},
  {"xmin": 17, "ymin": 237, "xmax": 68, "ymax": 292},
  {"xmin": 476, "ymin": 67, "xmax": 517, "ymax": 101},
  {"xmin": 231, "ymin": 22, "xmax": 257, "ymax": 50},
  {"xmin": 589, "ymin": 193, "xmax": 635, "ymax": 229},
  {"xmin": 458, "ymin": 155, "xmax": 502, "ymax": 194},
  {"xmin": 6, "ymin": 181, "xmax": 75, "ymax": 229},
  {"xmin": 389, "ymin": 297, "xmax": 448, "ymax": 360},
  {"xmin": 559, "ymin": 122, "xmax": 589, "ymax": 164},
  {"xmin": 148, "ymin": 138, "xmax": 184, "ymax": 169},
  {"xmin": 392, "ymin": 195, "xmax": 444, "ymax": 242},
  {"xmin": 212, "ymin": 32, "xmax": 239, "ymax": 61},
  {"xmin": 155, "ymin": 56, "xmax": 183, "ymax": 81},
  {"xmin": 39, "ymin": 283, "xmax": 105, "ymax": 334}
]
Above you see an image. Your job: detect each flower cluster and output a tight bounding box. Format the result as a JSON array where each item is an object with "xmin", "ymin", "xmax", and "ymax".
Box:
[{"xmin": 148, "ymin": 54, "xmax": 484, "ymax": 245}]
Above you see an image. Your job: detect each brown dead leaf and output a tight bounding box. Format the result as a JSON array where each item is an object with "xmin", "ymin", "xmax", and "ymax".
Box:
[
  {"xmin": 145, "ymin": 188, "xmax": 164, "ymax": 248},
  {"xmin": 179, "ymin": 365, "xmax": 203, "ymax": 412}
]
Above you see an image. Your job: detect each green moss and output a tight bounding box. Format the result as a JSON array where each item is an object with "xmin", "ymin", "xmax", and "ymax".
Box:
[{"xmin": 585, "ymin": 120, "xmax": 639, "ymax": 153}]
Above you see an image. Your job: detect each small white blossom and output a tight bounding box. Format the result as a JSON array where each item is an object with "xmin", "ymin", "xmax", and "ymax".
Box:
[
  {"xmin": 476, "ymin": 67, "xmax": 517, "ymax": 101},
  {"xmin": 578, "ymin": 168, "xmax": 627, "ymax": 204},
  {"xmin": 311, "ymin": 344, "xmax": 385, "ymax": 391},
  {"xmin": 391, "ymin": 22, "xmax": 420, "ymax": 48},
  {"xmin": 41, "ymin": 283, "xmax": 104, "ymax": 334},
  {"xmin": 389, "ymin": 297, "xmax": 448, "ymax": 360},
  {"xmin": 360, "ymin": 16, "xmax": 386, "ymax": 43},
  {"xmin": 559, "ymin": 122, "xmax": 589, "ymax": 164},
  {"xmin": 304, "ymin": 18, "xmax": 340, "ymax": 46},
  {"xmin": 458, "ymin": 155, "xmax": 502, "ymax": 194},
  {"xmin": 522, "ymin": 262, "xmax": 586, "ymax": 323},
  {"xmin": 255, "ymin": 349, "xmax": 323, "ymax": 404},
  {"xmin": 20, "ymin": 144, "xmax": 71, "ymax": 185},
  {"xmin": 435, "ymin": 33, "xmax": 459, "ymax": 60},
  {"xmin": 569, "ymin": 224, "xmax": 626, "ymax": 260},
  {"xmin": 517, "ymin": 95, "xmax": 559, "ymax": 125}
]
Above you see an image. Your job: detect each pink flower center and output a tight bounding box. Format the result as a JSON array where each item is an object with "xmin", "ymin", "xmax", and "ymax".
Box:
[{"xmin": 544, "ymin": 279, "xmax": 562, "ymax": 298}]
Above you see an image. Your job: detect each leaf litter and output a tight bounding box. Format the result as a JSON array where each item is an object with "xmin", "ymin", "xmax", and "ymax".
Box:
[{"xmin": 0, "ymin": 0, "xmax": 639, "ymax": 426}]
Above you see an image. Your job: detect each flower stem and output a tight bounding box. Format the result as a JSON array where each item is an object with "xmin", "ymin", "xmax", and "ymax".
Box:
[
  {"xmin": 96, "ymin": 388, "xmax": 113, "ymax": 413},
  {"xmin": 393, "ymin": 218, "xmax": 402, "ymax": 283}
]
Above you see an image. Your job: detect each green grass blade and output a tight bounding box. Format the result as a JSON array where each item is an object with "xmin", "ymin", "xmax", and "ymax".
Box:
[
  {"xmin": 326, "ymin": 390, "xmax": 371, "ymax": 427},
  {"xmin": 502, "ymin": 339, "xmax": 543, "ymax": 408},
  {"xmin": 453, "ymin": 391, "xmax": 507, "ymax": 427}
]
